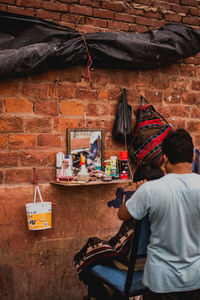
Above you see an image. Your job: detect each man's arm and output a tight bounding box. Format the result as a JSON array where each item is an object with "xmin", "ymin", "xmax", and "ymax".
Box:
[{"xmin": 118, "ymin": 203, "xmax": 133, "ymax": 220}]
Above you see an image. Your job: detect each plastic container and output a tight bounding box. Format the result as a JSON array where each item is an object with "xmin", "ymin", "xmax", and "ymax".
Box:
[
  {"xmin": 120, "ymin": 151, "xmax": 128, "ymax": 179},
  {"xmin": 25, "ymin": 201, "xmax": 52, "ymax": 230}
]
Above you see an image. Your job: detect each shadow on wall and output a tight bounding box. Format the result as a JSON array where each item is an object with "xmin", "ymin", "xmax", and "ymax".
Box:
[{"xmin": 0, "ymin": 264, "xmax": 14, "ymax": 300}]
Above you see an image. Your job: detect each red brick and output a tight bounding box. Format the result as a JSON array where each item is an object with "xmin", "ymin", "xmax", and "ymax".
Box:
[
  {"xmin": 190, "ymin": 7, "xmax": 200, "ymax": 17},
  {"xmin": 34, "ymin": 167, "xmax": 55, "ymax": 182},
  {"xmin": 191, "ymin": 80, "xmax": 200, "ymax": 91},
  {"xmin": 69, "ymin": 4, "xmax": 92, "ymax": 16},
  {"xmin": 20, "ymin": 151, "xmax": 54, "ymax": 166},
  {"xmin": 76, "ymin": 24, "xmax": 101, "ymax": 33},
  {"xmin": 37, "ymin": 134, "xmax": 62, "ymax": 147},
  {"xmin": 0, "ymin": 80, "xmax": 19, "ymax": 97},
  {"xmin": 180, "ymin": 0, "xmax": 198, "ymax": 6},
  {"xmin": 115, "ymin": 13, "xmax": 135, "ymax": 23},
  {"xmin": 171, "ymin": 4, "xmax": 189, "ymax": 14},
  {"xmin": 36, "ymin": 9, "xmax": 61, "ymax": 21},
  {"xmin": 5, "ymin": 98, "xmax": 33, "ymax": 113},
  {"xmin": 108, "ymin": 20, "xmax": 129, "ymax": 31},
  {"xmin": 0, "ymin": 152, "xmax": 19, "ymax": 167},
  {"xmin": 0, "ymin": 0, "xmax": 15, "ymax": 3},
  {"xmin": 85, "ymin": 17, "xmax": 107, "ymax": 28},
  {"xmin": 186, "ymin": 121, "xmax": 200, "ymax": 132},
  {"xmin": 9, "ymin": 135, "xmax": 36, "ymax": 149},
  {"xmin": 43, "ymin": 2, "xmax": 68, "ymax": 12},
  {"xmin": 0, "ymin": 171, "xmax": 3, "ymax": 184},
  {"xmin": 182, "ymin": 93, "xmax": 198, "ymax": 105},
  {"xmin": 164, "ymin": 93, "xmax": 181, "ymax": 104},
  {"xmin": 79, "ymin": 0, "xmax": 100, "ymax": 7},
  {"xmin": 184, "ymin": 57, "xmax": 200, "ymax": 65},
  {"xmin": 143, "ymin": 11, "xmax": 162, "ymax": 19},
  {"xmin": 5, "ymin": 169, "xmax": 33, "ymax": 184},
  {"xmin": 75, "ymin": 87, "xmax": 98, "ymax": 100},
  {"xmin": 129, "ymin": 24, "xmax": 148, "ymax": 32},
  {"xmin": 0, "ymin": 117, "xmax": 23, "ymax": 133},
  {"xmin": 179, "ymin": 64, "xmax": 196, "ymax": 77},
  {"xmin": 24, "ymin": 118, "xmax": 52, "ymax": 133},
  {"xmin": 61, "ymin": 101, "xmax": 84, "ymax": 116},
  {"xmin": 21, "ymin": 82, "xmax": 48, "ymax": 100},
  {"xmin": 144, "ymin": 91, "xmax": 163, "ymax": 103},
  {"xmin": 171, "ymin": 106, "xmax": 190, "ymax": 118},
  {"xmin": 165, "ymin": 14, "xmax": 182, "ymax": 23},
  {"xmin": 57, "ymin": 83, "xmax": 75, "ymax": 99},
  {"xmin": 102, "ymin": 1, "xmax": 124, "ymax": 11},
  {"xmin": 135, "ymin": 16, "xmax": 155, "ymax": 26},
  {"xmin": 152, "ymin": 0, "xmax": 171, "ymax": 9},
  {"xmin": 191, "ymin": 107, "xmax": 200, "ymax": 118},
  {"xmin": 93, "ymin": 8, "xmax": 114, "ymax": 19},
  {"xmin": 86, "ymin": 103, "xmax": 109, "ymax": 117},
  {"xmin": 0, "ymin": 135, "xmax": 7, "ymax": 149},
  {"xmin": 16, "ymin": 0, "xmax": 41, "ymax": 8},
  {"xmin": 0, "ymin": 4, "xmax": 7, "ymax": 11},
  {"xmin": 134, "ymin": 0, "xmax": 153, "ymax": 4},
  {"xmin": 108, "ymin": 70, "xmax": 132, "ymax": 87},
  {"xmin": 7, "ymin": 6, "xmax": 34, "ymax": 16},
  {"xmin": 151, "ymin": 76, "xmax": 170, "ymax": 89},
  {"xmin": 182, "ymin": 16, "xmax": 200, "ymax": 26},
  {"xmin": 34, "ymin": 101, "xmax": 59, "ymax": 116},
  {"xmin": 52, "ymin": 117, "xmax": 79, "ymax": 131}
]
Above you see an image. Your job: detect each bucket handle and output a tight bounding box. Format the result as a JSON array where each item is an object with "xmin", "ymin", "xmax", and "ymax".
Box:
[{"xmin": 33, "ymin": 168, "xmax": 44, "ymax": 203}]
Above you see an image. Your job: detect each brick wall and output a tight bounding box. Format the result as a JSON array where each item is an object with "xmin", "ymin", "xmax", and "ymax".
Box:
[{"xmin": 0, "ymin": 1, "xmax": 200, "ymax": 299}]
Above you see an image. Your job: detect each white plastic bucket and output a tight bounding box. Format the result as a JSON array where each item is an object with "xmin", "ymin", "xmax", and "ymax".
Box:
[{"xmin": 25, "ymin": 201, "xmax": 52, "ymax": 230}]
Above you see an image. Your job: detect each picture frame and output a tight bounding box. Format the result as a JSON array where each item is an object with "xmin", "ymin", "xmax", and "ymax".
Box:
[{"xmin": 66, "ymin": 128, "xmax": 105, "ymax": 170}]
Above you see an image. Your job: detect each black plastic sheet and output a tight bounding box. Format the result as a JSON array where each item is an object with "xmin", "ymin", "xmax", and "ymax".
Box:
[{"xmin": 0, "ymin": 11, "xmax": 200, "ymax": 79}]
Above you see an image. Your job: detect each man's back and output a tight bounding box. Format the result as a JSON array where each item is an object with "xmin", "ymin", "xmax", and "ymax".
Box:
[{"xmin": 126, "ymin": 172, "xmax": 200, "ymax": 292}]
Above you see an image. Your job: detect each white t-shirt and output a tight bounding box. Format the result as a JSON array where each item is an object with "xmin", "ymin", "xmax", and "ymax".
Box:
[{"xmin": 126, "ymin": 173, "xmax": 200, "ymax": 293}]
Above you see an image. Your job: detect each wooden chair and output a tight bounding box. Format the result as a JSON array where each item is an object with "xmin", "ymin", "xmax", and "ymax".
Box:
[{"xmin": 89, "ymin": 216, "xmax": 150, "ymax": 300}]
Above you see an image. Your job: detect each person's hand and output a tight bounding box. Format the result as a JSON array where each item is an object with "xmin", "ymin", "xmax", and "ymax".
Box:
[{"xmin": 136, "ymin": 179, "xmax": 147, "ymax": 190}]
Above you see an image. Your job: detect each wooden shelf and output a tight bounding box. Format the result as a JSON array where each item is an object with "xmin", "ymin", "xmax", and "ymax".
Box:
[{"xmin": 50, "ymin": 179, "xmax": 132, "ymax": 187}]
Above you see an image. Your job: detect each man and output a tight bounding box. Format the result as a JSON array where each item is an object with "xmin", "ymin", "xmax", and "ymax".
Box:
[{"xmin": 118, "ymin": 129, "xmax": 200, "ymax": 300}]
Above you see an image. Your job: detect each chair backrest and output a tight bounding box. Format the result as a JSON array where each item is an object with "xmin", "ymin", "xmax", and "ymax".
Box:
[{"xmin": 124, "ymin": 216, "xmax": 150, "ymax": 297}]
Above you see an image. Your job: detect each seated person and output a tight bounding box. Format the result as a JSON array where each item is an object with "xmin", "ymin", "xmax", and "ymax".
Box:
[{"xmin": 73, "ymin": 163, "xmax": 164, "ymax": 300}]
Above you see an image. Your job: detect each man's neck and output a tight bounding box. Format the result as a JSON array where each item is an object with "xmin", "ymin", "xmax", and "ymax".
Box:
[{"xmin": 166, "ymin": 162, "xmax": 193, "ymax": 174}]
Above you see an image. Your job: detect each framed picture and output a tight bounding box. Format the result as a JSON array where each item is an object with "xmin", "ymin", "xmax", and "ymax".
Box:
[{"xmin": 66, "ymin": 128, "xmax": 105, "ymax": 170}]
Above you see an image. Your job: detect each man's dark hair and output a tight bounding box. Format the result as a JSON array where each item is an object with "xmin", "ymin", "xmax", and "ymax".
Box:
[
  {"xmin": 162, "ymin": 129, "xmax": 194, "ymax": 164},
  {"xmin": 133, "ymin": 163, "xmax": 164, "ymax": 182}
]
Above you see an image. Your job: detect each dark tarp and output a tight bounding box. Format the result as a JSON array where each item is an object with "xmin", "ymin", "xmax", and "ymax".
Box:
[{"xmin": 1, "ymin": 11, "xmax": 200, "ymax": 79}]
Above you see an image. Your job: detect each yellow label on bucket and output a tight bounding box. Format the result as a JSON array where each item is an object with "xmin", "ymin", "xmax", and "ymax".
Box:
[
  {"xmin": 25, "ymin": 201, "xmax": 52, "ymax": 230},
  {"xmin": 26, "ymin": 212, "xmax": 52, "ymax": 230}
]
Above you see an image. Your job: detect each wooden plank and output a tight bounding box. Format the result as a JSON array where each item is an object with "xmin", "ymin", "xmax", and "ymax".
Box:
[{"xmin": 50, "ymin": 179, "xmax": 132, "ymax": 187}]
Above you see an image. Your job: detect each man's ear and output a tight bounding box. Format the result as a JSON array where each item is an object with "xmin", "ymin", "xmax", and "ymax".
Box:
[{"xmin": 163, "ymin": 154, "xmax": 168, "ymax": 164}]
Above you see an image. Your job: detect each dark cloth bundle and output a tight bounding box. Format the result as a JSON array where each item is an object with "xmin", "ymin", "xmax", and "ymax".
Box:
[
  {"xmin": 73, "ymin": 218, "xmax": 135, "ymax": 280},
  {"xmin": 129, "ymin": 96, "xmax": 174, "ymax": 166}
]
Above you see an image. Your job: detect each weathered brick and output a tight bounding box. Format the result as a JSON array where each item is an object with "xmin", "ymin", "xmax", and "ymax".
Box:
[
  {"xmin": 20, "ymin": 151, "xmax": 54, "ymax": 166},
  {"xmin": 191, "ymin": 80, "xmax": 200, "ymax": 91},
  {"xmin": 165, "ymin": 13, "xmax": 182, "ymax": 22},
  {"xmin": 36, "ymin": 9, "xmax": 61, "ymax": 21},
  {"xmin": 115, "ymin": 12, "xmax": 135, "ymax": 23},
  {"xmin": 34, "ymin": 101, "xmax": 59, "ymax": 115},
  {"xmin": 33, "ymin": 167, "xmax": 55, "ymax": 182},
  {"xmin": 0, "ymin": 135, "xmax": 7, "ymax": 149},
  {"xmin": 152, "ymin": 0, "xmax": 171, "ymax": 9},
  {"xmin": 144, "ymin": 91, "xmax": 163, "ymax": 103},
  {"xmin": 102, "ymin": 1, "xmax": 124, "ymax": 11},
  {"xmin": 69, "ymin": 4, "xmax": 92, "ymax": 16},
  {"xmin": 179, "ymin": 64, "xmax": 196, "ymax": 77},
  {"xmin": 182, "ymin": 16, "xmax": 200, "ymax": 26},
  {"xmin": 75, "ymin": 87, "xmax": 98, "ymax": 100},
  {"xmin": 7, "ymin": 6, "xmax": 34, "ymax": 16},
  {"xmin": 85, "ymin": 17, "xmax": 107, "ymax": 28},
  {"xmin": 190, "ymin": 7, "xmax": 200, "ymax": 17},
  {"xmin": 0, "ymin": 170, "xmax": 3, "ymax": 184},
  {"xmin": 171, "ymin": 4, "xmax": 189, "ymax": 14},
  {"xmin": 37, "ymin": 134, "xmax": 62, "ymax": 147},
  {"xmin": 171, "ymin": 106, "xmax": 190, "ymax": 118},
  {"xmin": 135, "ymin": 16, "xmax": 155, "ymax": 26},
  {"xmin": 24, "ymin": 118, "xmax": 52, "ymax": 133},
  {"xmin": 191, "ymin": 106, "xmax": 200, "ymax": 118},
  {"xmin": 16, "ymin": 0, "xmax": 41, "ymax": 8},
  {"xmin": 5, "ymin": 98, "xmax": 33, "ymax": 113},
  {"xmin": 0, "ymin": 0, "xmax": 15, "ymax": 3},
  {"xmin": 0, "ymin": 80, "xmax": 19, "ymax": 97},
  {"xmin": 86, "ymin": 103, "xmax": 109, "ymax": 117},
  {"xmin": 61, "ymin": 101, "xmax": 84, "ymax": 116},
  {"xmin": 182, "ymin": 93, "xmax": 198, "ymax": 105},
  {"xmin": 9, "ymin": 135, "xmax": 36, "ymax": 149},
  {"xmin": 164, "ymin": 93, "xmax": 182, "ymax": 104},
  {"xmin": 0, "ymin": 117, "xmax": 23, "ymax": 133},
  {"xmin": 57, "ymin": 82, "xmax": 75, "ymax": 99},
  {"xmin": 21, "ymin": 82, "xmax": 48, "ymax": 100},
  {"xmin": 43, "ymin": 2, "xmax": 68, "ymax": 12},
  {"xmin": 180, "ymin": 0, "xmax": 198, "ymax": 6},
  {"xmin": 52, "ymin": 117, "xmax": 79, "ymax": 131},
  {"xmin": 0, "ymin": 152, "xmax": 19, "ymax": 167},
  {"xmin": 108, "ymin": 20, "xmax": 129, "ymax": 31},
  {"xmin": 186, "ymin": 121, "xmax": 200, "ymax": 132},
  {"xmin": 93, "ymin": 8, "xmax": 114, "ymax": 19},
  {"xmin": 5, "ymin": 169, "xmax": 33, "ymax": 184}
]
